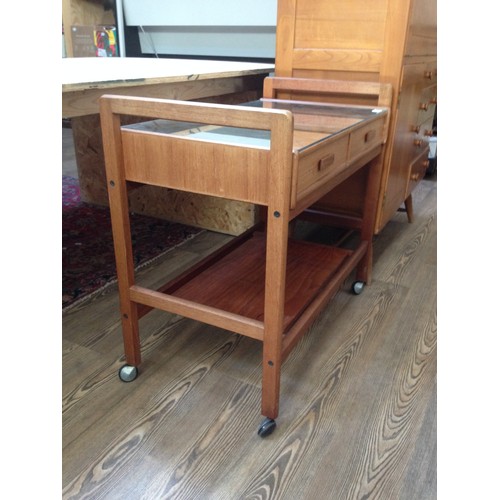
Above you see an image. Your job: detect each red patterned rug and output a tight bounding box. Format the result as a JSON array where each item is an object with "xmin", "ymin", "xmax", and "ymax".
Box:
[{"xmin": 62, "ymin": 176, "xmax": 202, "ymax": 309}]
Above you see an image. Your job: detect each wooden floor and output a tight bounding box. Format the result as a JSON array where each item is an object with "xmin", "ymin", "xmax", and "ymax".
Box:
[{"xmin": 62, "ymin": 127, "xmax": 437, "ymax": 499}]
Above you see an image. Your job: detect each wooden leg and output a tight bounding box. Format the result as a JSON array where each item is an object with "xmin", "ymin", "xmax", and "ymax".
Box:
[
  {"xmin": 261, "ymin": 349, "xmax": 282, "ymax": 420},
  {"xmin": 260, "ymin": 193, "xmax": 293, "ymax": 420},
  {"xmin": 356, "ymin": 156, "xmax": 383, "ymax": 285},
  {"xmin": 356, "ymin": 240, "xmax": 373, "ymax": 285},
  {"xmin": 107, "ymin": 177, "xmax": 142, "ymax": 367},
  {"xmin": 259, "ymin": 113, "xmax": 293, "ymax": 421},
  {"xmin": 112, "ymin": 205, "xmax": 142, "ymax": 367},
  {"xmin": 405, "ymin": 194, "xmax": 414, "ymax": 223},
  {"xmin": 261, "ymin": 211, "xmax": 288, "ymax": 420},
  {"xmin": 120, "ymin": 302, "xmax": 141, "ymax": 367}
]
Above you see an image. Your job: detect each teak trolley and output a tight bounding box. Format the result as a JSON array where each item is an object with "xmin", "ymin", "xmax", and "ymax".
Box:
[{"xmin": 100, "ymin": 78, "xmax": 390, "ymax": 437}]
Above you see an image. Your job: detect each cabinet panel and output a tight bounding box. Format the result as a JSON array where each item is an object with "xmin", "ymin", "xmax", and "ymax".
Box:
[
  {"xmin": 276, "ymin": 0, "xmax": 389, "ymax": 77},
  {"xmin": 294, "ymin": 0, "xmax": 388, "ymax": 50},
  {"xmin": 405, "ymin": 0, "xmax": 437, "ymax": 56}
]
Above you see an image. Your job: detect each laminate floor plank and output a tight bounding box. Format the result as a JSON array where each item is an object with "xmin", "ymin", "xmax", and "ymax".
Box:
[
  {"xmin": 63, "ymin": 328, "xmax": 244, "ymax": 497},
  {"xmin": 229, "ymin": 283, "xmax": 413, "ymax": 499},
  {"xmin": 310, "ymin": 271, "xmax": 436, "ymax": 499}
]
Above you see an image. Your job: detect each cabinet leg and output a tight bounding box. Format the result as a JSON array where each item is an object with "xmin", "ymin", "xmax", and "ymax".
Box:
[{"xmin": 404, "ymin": 194, "xmax": 414, "ymax": 223}]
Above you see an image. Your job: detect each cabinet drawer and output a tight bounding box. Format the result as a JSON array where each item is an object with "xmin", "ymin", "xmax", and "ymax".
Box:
[
  {"xmin": 406, "ymin": 148, "xmax": 430, "ymax": 196},
  {"xmin": 295, "ymin": 135, "xmax": 349, "ymax": 201},
  {"xmin": 411, "ymin": 116, "xmax": 434, "ymax": 153},
  {"xmin": 412, "ymin": 116, "xmax": 434, "ymax": 139},
  {"xmin": 416, "ymin": 84, "xmax": 437, "ymax": 125},
  {"xmin": 349, "ymin": 120, "xmax": 384, "ymax": 160},
  {"xmin": 401, "ymin": 62, "xmax": 437, "ymax": 88}
]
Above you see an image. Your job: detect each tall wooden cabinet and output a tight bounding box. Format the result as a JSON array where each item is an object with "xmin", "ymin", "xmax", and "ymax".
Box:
[{"xmin": 274, "ymin": 0, "xmax": 437, "ymax": 233}]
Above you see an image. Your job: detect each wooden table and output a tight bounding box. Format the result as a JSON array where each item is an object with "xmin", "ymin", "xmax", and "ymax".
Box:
[
  {"xmin": 100, "ymin": 90, "xmax": 389, "ymax": 437},
  {"xmin": 62, "ymin": 57, "xmax": 274, "ymax": 233}
]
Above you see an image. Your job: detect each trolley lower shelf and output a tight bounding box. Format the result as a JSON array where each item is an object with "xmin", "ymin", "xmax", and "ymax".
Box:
[{"xmin": 131, "ymin": 230, "xmax": 366, "ymax": 347}]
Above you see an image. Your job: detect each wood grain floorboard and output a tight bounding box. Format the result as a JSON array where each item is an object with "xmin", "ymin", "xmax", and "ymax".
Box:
[{"xmin": 62, "ymin": 128, "xmax": 436, "ymax": 500}]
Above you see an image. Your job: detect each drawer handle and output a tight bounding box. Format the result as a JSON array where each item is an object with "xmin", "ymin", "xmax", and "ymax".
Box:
[
  {"xmin": 423, "ymin": 160, "xmax": 430, "ymax": 168},
  {"xmin": 412, "ymin": 125, "xmax": 421, "ymax": 134},
  {"xmin": 414, "ymin": 139, "xmax": 423, "ymax": 147},
  {"xmin": 364, "ymin": 130, "xmax": 376, "ymax": 143},
  {"xmin": 430, "ymin": 97, "xmax": 437, "ymax": 105},
  {"xmin": 424, "ymin": 129, "xmax": 433, "ymax": 137},
  {"xmin": 318, "ymin": 154, "xmax": 335, "ymax": 172},
  {"xmin": 419, "ymin": 102, "xmax": 429, "ymax": 111},
  {"xmin": 411, "ymin": 173, "xmax": 420, "ymax": 181},
  {"xmin": 424, "ymin": 71, "xmax": 434, "ymax": 80}
]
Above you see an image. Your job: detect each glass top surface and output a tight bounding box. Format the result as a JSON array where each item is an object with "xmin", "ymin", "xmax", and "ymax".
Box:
[{"xmin": 123, "ymin": 99, "xmax": 387, "ymax": 152}]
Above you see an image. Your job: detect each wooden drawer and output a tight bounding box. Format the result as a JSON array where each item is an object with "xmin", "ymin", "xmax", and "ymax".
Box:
[
  {"xmin": 401, "ymin": 62, "xmax": 437, "ymax": 88},
  {"xmin": 416, "ymin": 84, "xmax": 437, "ymax": 125},
  {"xmin": 406, "ymin": 148, "xmax": 430, "ymax": 197},
  {"xmin": 349, "ymin": 120, "xmax": 384, "ymax": 160},
  {"xmin": 411, "ymin": 116, "xmax": 434, "ymax": 155},
  {"xmin": 295, "ymin": 134, "xmax": 349, "ymax": 201},
  {"xmin": 412, "ymin": 116, "xmax": 434, "ymax": 140}
]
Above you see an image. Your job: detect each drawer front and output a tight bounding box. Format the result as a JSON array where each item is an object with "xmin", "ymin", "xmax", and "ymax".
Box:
[
  {"xmin": 416, "ymin": 84, "xmax": 437, "ymax": 125},
  {"xmin": 406, "ymin": 148, "xmax": 430, "ymax": 196},
  {"xmin": 401, "ymin": 62, "xmax": 437, "ymax": 89},
  {"xmin": 296, "ymin": 135, "xmax": 349, "ymax": 200},
  {"xmin": 349, "ymin": 120, "xmax": 385, "ymax": 160},
  {"xmin": 401, "ymin": 62, "xmax": 437, "ymax": 129},
  {"xmin": 411, "ymin": 115, "xmax": 434, "ymax": 155}
]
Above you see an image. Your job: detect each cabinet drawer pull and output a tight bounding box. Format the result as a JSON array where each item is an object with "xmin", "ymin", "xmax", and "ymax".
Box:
[
  {"xmin": 318, "ymin": 154, "xmax": 335, "ymax": 172},
  {"xmin": 364, "ymin": 130, "xmax": 375, "ymax": 143},
  {"xmin": 412, "ymin": 125, "xmax": 421, "ymax": 134},
  {"xmin": 414, "ymin": 139, "xmax": 423, "ymax": 147},
  {"xmin": 419, "ymin": 102, "xmax": 429, "ymax": 111},
  {"xmin": 423, "ymin": 160, "xmax": 430, "ymax": 168},
  {"xmin": 411, "ymin": 173, "xmax": 420, "ymax": 181},
  {"xmin": 430, "ymin": 97, "xmax": 437, "ymax": 105},
  {"xmin": 424, "ymin": 129, "xmax": 433, "ymax": 137},
  {"xmin": 424, "ymin": 71, "xmax": 434, "ymax": 80}
]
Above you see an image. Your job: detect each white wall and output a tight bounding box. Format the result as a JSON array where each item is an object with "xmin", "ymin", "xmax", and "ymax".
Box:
[{"xmin": 123, "ymin": 0, "xmax": 277, "ymax": 59}]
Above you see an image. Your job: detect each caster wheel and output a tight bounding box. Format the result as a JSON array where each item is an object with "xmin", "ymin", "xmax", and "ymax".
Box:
[
  {"xmin": 352, "ymin": 281, "xmax": 365, "ymax": 295},
  {"xmin": 257, "ymin": 417, "xmax": 276, "ymax": 438},
  {"xmin": 118, "ymin": 364, "xmax": 138, "ymax": 382}
]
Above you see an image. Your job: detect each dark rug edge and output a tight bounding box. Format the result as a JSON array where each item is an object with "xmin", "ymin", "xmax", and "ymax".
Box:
[{"xmin": 62, "ymin": 229, "xmax": 206, "ymax": 312}]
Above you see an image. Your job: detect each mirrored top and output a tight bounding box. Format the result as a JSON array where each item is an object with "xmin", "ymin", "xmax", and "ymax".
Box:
[{"xmin": 123, "ymin": 98, "xmax": 387, "ymax": 153}]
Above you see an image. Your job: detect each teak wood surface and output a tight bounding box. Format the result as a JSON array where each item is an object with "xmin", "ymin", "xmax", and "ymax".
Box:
[{"xmin": 99, "ymin": 93, "xmax": 388, "ymax": 425}]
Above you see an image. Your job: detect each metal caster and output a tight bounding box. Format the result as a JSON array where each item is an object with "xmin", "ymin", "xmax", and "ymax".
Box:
[
  {"xmin": 118, "ymin": 364, "xmax": 138, "ymax": 382},
  {"xmin": 257, "ymin": 417, "xmax": 277, "ymax": 438},
  {"xmin": 352, "ymin": 281, "xmax": 365, "ymax": 295}
]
